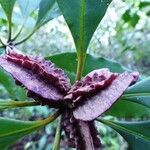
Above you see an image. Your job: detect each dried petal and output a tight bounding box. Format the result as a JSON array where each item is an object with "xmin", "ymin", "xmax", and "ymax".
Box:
[
  {"xmin": 62, "ymin": 110, "xmax": 101, "ymax": 150},
  {"xmin": 73, "ymin": 72, "xmax": 136, "ymax": 121},
  {"xmin": 64, "ymin": 68, "xmax": 118, "ymax": 107},
  {"xmin": 0, "ymin": 51, "xmax": 71, "ymax": 107}
]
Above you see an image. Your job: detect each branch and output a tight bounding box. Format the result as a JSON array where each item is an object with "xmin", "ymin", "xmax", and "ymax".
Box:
[
  {"xmin": 52, "ymin": 117, "xmax": 62, "ymax": 150},
  {"xmin": 0, "ymin": 100, "xmax": 41, "ymax": 109},
  {"xmin": 38, "ymin": 110, "xmax": 62, "ymax": 126}
]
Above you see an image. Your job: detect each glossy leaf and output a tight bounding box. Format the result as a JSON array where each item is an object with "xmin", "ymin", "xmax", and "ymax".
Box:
[
  {"xmin": 57, "ymin": 0, "xmax": 112, "ymax": 53},
  {"xmin": 122, "ymin": 96, "xmax": 150, "ymax": 109},
  {"xmin": 48, "ymin": 53, "xmax": 126, "ymax": 83},
  {"xmin": 0, "ymin": 68, "xmax": 27, "ymax": 100},
  {"xmin": 0, "ymin": 0, "xmax": 16, "ymax": 22},
  {"xmin": 35, "ymin": 0, "xmax": 61, "ymax": 29},
  {"xmin": 99, "ymin": 119, "xmax": 150, "ymax": 150},
  {"xmin": 125, "ymin": 77, "xmax": 150, "ymax": 96},
  {"xmin": 0, "ymin": 111, "xmax": 60, "ymax": 149},
  {"xmin": 106, "ymin": 99, "xmax": 150, "ymax": 117},
  {"xmin": 121, "ymin": 77, "xmax": 150, "ymax": 108},
  {"xmin": 18, "ymin": 0, "xmax": 40, "ymax": 18}
]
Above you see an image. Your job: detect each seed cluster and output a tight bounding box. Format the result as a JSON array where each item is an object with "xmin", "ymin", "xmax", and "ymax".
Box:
[{"xmin": 0, "ymin": 48, "xmax": 139, "ymax": 150}]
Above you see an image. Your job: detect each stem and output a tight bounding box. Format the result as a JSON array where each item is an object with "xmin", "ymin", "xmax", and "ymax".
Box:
[
  {"xmin": 76, "ymin": 52, "xmax": 86, "ymax": 80},
  {"xmin": 15, "ymin": 29, "xmax": 36, "ymax": 46},
  {"xmin": 11, "ymin": 15, "xmax": 30, "ymax": 42},
  {"xmin": 8, "ymin": 19, "xmax": 12, "ymax": 42},
  {"xmin": 39, "ymin": 110, "xmax": 61, "ymax": 126},
  {"xmin": 52, "ymin": 117, "xmax": 62, "ymax": 150},
  {"xmin": 76, "ymin": 0, "xmax": 86, "ymax": 81},
  {"xmin": 11, "ymin": 25, "xmax": 25, "ymax": 42},
  {"xmin": 0, "ymin": 100, "xmax": 41, "ymax": 109}
]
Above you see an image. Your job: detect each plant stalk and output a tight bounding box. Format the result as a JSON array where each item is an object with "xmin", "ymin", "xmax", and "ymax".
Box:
[
  {"xmin": 52, "ymin": 117, "xmax": 62, "ymax": 150},
  {"xmin": 76, "ymin": 52, "xmax": 86, "ymax": 80},
  {"xmin": 11, "ymin": 15, "xmax": 30, "ymax": 42},
  {"xmin": 8, "ymin": 19, "xmax": 12, "ymax": 42},
  {"xmin": 11, "ymin": 25, "xmax": 25, "ymax": 42},
  {"xmin": 15, "ymin": 29, "xmax": 36, "ymax": 46},
  {"xmin": 0, "ymin": 100, "xmax": 41, "ymax": 109},
  {"xmin": 39, "ymin": 110, "xmax": 61, "ymax": 126}
]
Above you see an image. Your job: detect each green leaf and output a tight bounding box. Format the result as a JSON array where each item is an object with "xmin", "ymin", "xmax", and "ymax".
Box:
[
  {"xmin": 0, "ymin": 0, "xmax": 16, "ymax": 22},
  {"xmin": 0, "ymin": 100, "xmax": 40, "ymax": 109},
  {"xmin": 106, "ymin": 99, "xmax": 150, "ymax": 117},
  {"xmin": 0, "ymin": 118, "xmax": 38, "ymax": 150},
  {"xmin": 99, "ymin": 119, "xmax": 150, "ymax": 150},
  {"xmin": 146, "ymin": 11, "xmax": 150, "ymax": 16},
  {"xmin": 125, "ymin": 77, "xmax": 150, "ymax": 96},
  {"xmin": 0, "ymin": 111, "xmax": 60, "ymax": 149},
  {"xmin": 123, "ymin": 96, "xmax": 150, "ymax": 109},
  {"xmin": 48, "ymin": 53, "xmax": 126, "ymax": 83},
  {"xmin": 57, "ymin": 0, "xmax": 112, "ymax": 53},
  {"xmin": 35, "ymin": 0, "xmax": 61, "ymax": 29},
  {"xmin": 0, "ymin": 68, "xmax": 27, "ymax": 100},
  {"xmin": 18, "ymin": 0, "xmax": 40, "ymax": 18},
  {"xmin": 120, "ymin": 77, "xmax": 150, "ymax": 109},
  {"xmin": 122, "ymin": 9, "xmax": 140, "ymax": 27},
  {"xmin": 139, "ymin": 1, "xmax": 150, "ymax": 9},
  {"xmin": 107, "ymin": 76, "xmax": 150, "ymax": 117},
  {"xmin": 122, "ymin": 9, "xmax": 130, "ymax": 22},
  {"xmin": 130, "ymin": 13, "xmax": 140, "ymax": 27}
]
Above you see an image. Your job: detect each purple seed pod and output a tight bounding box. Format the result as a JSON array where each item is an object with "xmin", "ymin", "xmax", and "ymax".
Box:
[
  {"xmin": 61, "ymin": 110, "xmax": 101, "ymax": 150},
  {"xmin": 73, "ymin": 72, "xmax": 138, "ymax": 121},
  {"xmin": 0, "ymin": 51, "xmax": 71, "ymax": 107},
  {"xmin": 6, "ymin": 51, "xmax": 71, "ymax": 93},
  {"xmin": 88, "ymin": 121, "xmax": 101, "ymax": 149},
  {"xmin": 64, "ymin": 68, "xmax": 118, "ymax": 107},
  {"xmin": 61, "ymin": 110, "xmax": 76, "ymax": 148}
]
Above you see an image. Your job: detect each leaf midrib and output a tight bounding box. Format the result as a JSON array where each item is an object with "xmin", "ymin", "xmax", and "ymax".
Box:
[
  {"xmin": 121, "ymin": 99, "xmax": 150, "ymax": 109},
  {"xmin": 78, "ymin": 0, "xmax": 85, "ymax": 52},
  {"xmin": 98, "ymin": 119, "xmax": 150, "ymax": 142},
  {"xmin": 123, "ymin": 92, "xmax": 150, "ymax": 98},
  {"xmin": 0, "ymin": 121, "xmax": 42, "ymax": 137}
]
